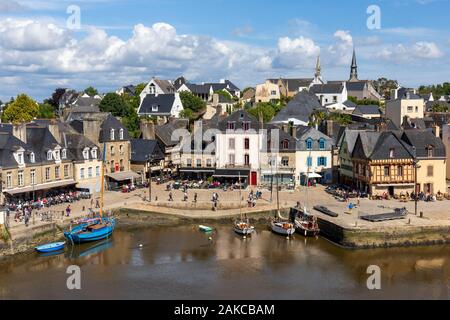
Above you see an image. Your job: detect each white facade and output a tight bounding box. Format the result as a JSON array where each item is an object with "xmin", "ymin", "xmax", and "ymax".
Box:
[
  {"xmin": 295, "ymin": 150, "xmax": 333, "ymax": 184},
  {"xmin": 140, "ymin": 79, "xmax": 175, "ymax": 102},
  {"xmin": 215, "ymin": 130, "xmax": 262, "ymax": 171},
  {"xmin": 315, "ymin": 84, "xmax": 348, "ymax": 107},
  {"xmin": 255, "ymin": 81, "xmax": 281, "ymax": 103}
]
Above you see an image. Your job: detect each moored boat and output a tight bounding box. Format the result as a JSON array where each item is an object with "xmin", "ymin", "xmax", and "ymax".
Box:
[
  {"xmin": 234, "ymin": 221, "xmax": 255, "ymax": 236},
  {"xmin": 199, "ymin": 225, "xmax": 214, "ymax": 233},
  {"xmin": 65, "ymin": 217, "xmax": 116, "ymax": 244},
  {"xmin": 35, "ymin": 241, "xmax": 66, "ymax": 253},
  {"xmin": 270, "ymin": 219, "xmax": 295, "ymax": 237},
  {"xmin": 294, "ymin": 211, "xmax": 320, "ymax": 237}
]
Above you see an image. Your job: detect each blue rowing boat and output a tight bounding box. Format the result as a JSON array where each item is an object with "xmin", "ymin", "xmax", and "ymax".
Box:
[
  {"xmin": 35, "ymin": 242, "xmax": 66, "ymax": 253},
  {"xmin": 64, "ymin": 217, "xmax": 116, "ymax": 244}
]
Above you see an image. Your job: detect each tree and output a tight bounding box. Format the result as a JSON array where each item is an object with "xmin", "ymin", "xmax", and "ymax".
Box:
[
  {"xmin": 309, "ymin": 110, "xmax": 327, "ymax": 127},
  {"xmin": 134, "ymin": 83, "xmax": 147, "ymax": 97},
  {"xmin": 180, "ymin": 91, "xmax": 206, "ymax": 113},
  {"xmin": 38, "ymin": 103, "xmax": 56, "ymax": 119},
  {"xmin": 45, "ymin": 88, "xmax": 67, "ymax": 108},
  {"xmin": 418, "ymin": 82, "xmax": 450, "ymax": 99},
  {"xmin": 248, "ymin": 102, "xmax": 276, "ymax": 123},
  {"xmin": 215, "ymin": 89, "xmax": 234, "ymax": 101},
  {"xmin": 99, "ymin": 93, "xmax": 140, "ymax": 137},
  {"xmin": 179, "ymin": 109, "xmax": 194, "ymax": 120},
  {"xmin": 328, "ymin": 112, "xmax": 352, "ymax": 125},
  {"xmin": 84, "ymin": 86, "xmax": 99, "ymax": 97},
  {"xmin": 431, "ymin": 103, "xmax": 449, "ymax": 113},
  {"xmin": 373, "ymin": 78, "xmax": 398, "ymax": 99},
  {"xmin": 99, "ymin": 93, "xmax": 127, "ymax": 116},
  {"xmin": 2, "ymin": 94, "xmax": 39, "ymax": 123},
  {"xmin": 348, "ymin": 96, "xmax": 380, "ymax": 106}
]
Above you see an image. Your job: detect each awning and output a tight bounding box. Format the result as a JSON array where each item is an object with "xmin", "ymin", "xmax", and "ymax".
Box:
[
  {"xmin": 213, "ymin": 169, "xmax": 250, "ymax": 178},
  {"xmin": 302, "ymin": 172, "xmax": 322, "ymax": 179},
  {"xmin": 106, "ymin": 171, "xmax": 141, "ymax": 182},
  {"xmin": 179, "ymin": 167, "xmax": 215, "ymax": 173},
  {"xmin": 4, "ymin": 179, "xmax": 77, "ymax": 195}
]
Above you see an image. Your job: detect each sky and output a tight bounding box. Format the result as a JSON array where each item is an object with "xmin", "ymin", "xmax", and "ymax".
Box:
[{"xmin": 0, "ymin": 0, "xmax": 449, "ymax": 101}]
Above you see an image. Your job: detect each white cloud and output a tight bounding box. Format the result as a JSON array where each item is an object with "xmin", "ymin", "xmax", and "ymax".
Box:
[
  {"xmin": 272, "ymin": 36, "xmax": 320, "ymax": 68},
  {"xmin": 0, "ymin": 0, "xmax": 23, "ymax": 12},
  {"xmin": 327, "ymin": 30, "xmax": 353, "ymax": 66},
  {"xmin": 375, "ymin": 41, "xmax": 444, "ymax": 61}
]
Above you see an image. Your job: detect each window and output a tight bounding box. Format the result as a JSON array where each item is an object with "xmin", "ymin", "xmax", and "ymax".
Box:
[
  {"xmin": 407, "ymin": 106, "xmax": 413, "ymax": 113},
  {"xmin": 307, "ymin": 157, "xmax": 312, "ymax": 167},
  {"xmin": 119, "ymin": 145, "xmax": 124, "ymax": 155},
  {"xmin": 88, "ymin": 167, "xmax": 93, "ymax": 178},
  {"xmin": 229, "ymin": 154, "xmax": 235, "ymax": 165},
  {"xmin": 18, "ymin": 171, "xmax": 24, "ymax": 187},
  {"xmin": 206, "ymin": 159, "xmax": 212, "ymax": 167},
  {"xmin": 306, "ymin": 138, "xmax": 313, "ymax": 150},
  {"xmin": 6, "ymin": 172, "xmax": 12, "ymax": 189},
  {"xmin": 228, "ymin": 138, "xmax": 235, "ymax": 150},
  {"xmin": 319, "ymin": 138, "xmax": 325, "ymax": 150},
  {"xmin": 91, "ymin": 148, "xmax": 98, "ymax": 159},
  {"xmin": 389, "ymin": 148, "xmax": 395, "ymax": 158},
  {"xmin": 64, "ymin": 165, "xmax": 69, "ymax": 178},
  {"xmin": 227, "ymin": 122, "xmax": 235, "ymax": 130},
  {"xmin": 244, "ymin": 154, "xmax": 250, "ymax": 166},
  {"xmin": 281, "ymin": 157, "xmax": 289, "ymax": 167},
  {"xmin": 427, "ymin": 147, "xmax": 434, "ymax": 158},
  {"xmin": 384, "ymin": 166, "xmax": 390, "ymax": 177},
  {"xmin": 54, "ymin": 150, "xmax": 60, "ymax": 161},
  {"xmin": 244, "ymin": 138, "xmax": 250, "ymax": 150},
  {"xmin": 196, "ymin": 159, "xmax": 202, "ymax": 167},
  {"xmin": 318, "ymin": 157, "xmax": 327, "ymax": 166},
  {"xmin": 30, "ymin": 152, "xmax": 35, "ymax": 163},
  {"xmin": 243, "ymin": 122, "xmax": 250, "ymax": 131},
  {"xmin": 45, "ymin": 167, "xmax": 50, "ymax": 181},
  {"xmin": 333, "ymin": 96, "xmax": 337, "ymax": 102},
  {"xmin": 271, "ymin": 90, "xmax": 277, "ymax": 96},
  {"xmin": 397, "ymin": 166, "xmax": 404, "ymax": 177},
  {"xmin": 282, "ymin": 140, "xmax": 289, "ymax": 150},
  {"xmin": 96, "ymin": 166, "xmax": 100, "ymax": 177},
  {"xmin": 80, "ymin": 168, "xmax": 85, "ymax": 179},
  {"xmin": 47, "ymin": 150, "xmax": 53, "ymax": 161},
  {"xmin": 119, "ymin": 129, "xmax": 124, "ymax": 140},
  {"xmin": 55, "ymin": 166, "xmax": 60, "ymax": 179},
  {"xmin": 62, "ymin": 149, "xmax": 67, "ymax": 159},
  {"xmin": 149, "ymin": 84, "xmax": 156, "ymax": 94},
  {"xmin": 83, "ymin": 149, "xmax": 89, "ymax": 160},
  {"xmin": 110, "ymin": 129, "xmax": 115, "ymax": 140},
  {"xmin": 120, "ymin": 159, "xmax": 124, "ymax": 170},
  {"xmin": 427, "ymin": 165, "xmax": 434, "ymax": 177},
  {"xmin": 110, "ymin": 146, "xmax": 115, "ymax": 156},
  {"xmin": 186, "ymin": 159, "xmax": 192, "ymax": 167},
  {"xmin": 152, "ymin": 105, "xmax": 158, "ymax": 112},
  {"xmin": 30, "ymin": 170, "xmax": 36, "ymax": 185},
  {"xmin": 17, "ymin": 153, "xmax": 24, "ymax": 165}
]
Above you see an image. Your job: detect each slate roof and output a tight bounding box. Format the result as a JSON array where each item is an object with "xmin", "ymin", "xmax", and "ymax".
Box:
[
  {"xmin": 218, "ymin": 109, "xmax": 262, "ymax": 132},
  {"xmin": 401, "ymin": 130, "xmax": 446, "ymax": 158},
  {"xmin": 204, "ymin": 80, "xmax": 240, "ymax": 92},
  {"xmin": 338, "ymin": 129, "xmax": 360, "ymax": 154},
  {"xmin": 0, "ymin": 132, "xmax": 30, "ymax": 169},
  {"xmin": 346, "ymin": 81, "xmax": 367, "ymax": 91},
  {"xmin": 153, "ymin": 79, "xmax": 176, "ymax": 94},
  {"xmin": 139, "ymin": 94, "xmax": 176, "ymax": 116},
  {"xmin": 72, "ymin": 96, "xmax": 102, "ymax": 108},
  {"xmin": 99, "ymin": 114, "xmax": 131, "ymax": 143},
  {"xmin": 265, "ymin": 124, "xmax": 297, "ymax": 152},
  {"xmin": 271, "ymin": 91, "xmax": 324, "ymax": 124},
  {"xmin": 155, "ymin": 119, "xmax": 189, "ymax": 147},
  {"xmin": 130, "ymin": 139, "xmax": 165, "ymax": 163},
  {"xmin": 353, "ymin": 131, "xmax": 414, "ymax": 160},
  {"xmin": 353, "ymin": 105, "xmax": 381, "ymax": 116},
  {"xmin": 184, "ymin": 83, "xmax": 210, "ymax": 95},
  {"xmin": 295, "ymin": 126, "xmax": 333, "ymax": 151},
  {"xmin": 310, "ymin": 83, "xmax": 344, "ymax": 94},
  {"xmin": 343, "ymin": 100, "xmax": 357, "ymax": 109}
]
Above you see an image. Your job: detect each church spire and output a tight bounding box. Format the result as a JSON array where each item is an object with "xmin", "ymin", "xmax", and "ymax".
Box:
[
  {"xmin": 349, "ymin": 48, "xmax": 358, "ymax": 81},
  {"xmin": 315, "ymin": 55, "xmax": 321, "ymax": 78}
]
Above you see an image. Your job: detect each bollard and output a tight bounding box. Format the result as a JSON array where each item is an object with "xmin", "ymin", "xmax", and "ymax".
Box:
[{"xmin": 420, "ymin": 211, "xmax": 423, "ymax": 218}]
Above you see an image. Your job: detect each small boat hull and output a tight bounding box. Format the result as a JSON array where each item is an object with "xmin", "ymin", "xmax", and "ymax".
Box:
[
  {"xmin": 270, "ymin": 221, "xmax": 295, "ymax": 237},
  {"xmin": 35, "ymin": 242, "xmax": 66, "ymax": 253},
  {"xmin": 65, "ymin": 218, "xmax": 116, "ymax": 244},
  {"xmin": 295, "ymin": 224, "xmax": 320, "ymax": 237},
  {"xmin": 199, "ymin": 225, "xmax": 214, "ymax": 233},
  {"xmin": 234, "ymin": 226, "xmax": 255, "ymax": 236}
]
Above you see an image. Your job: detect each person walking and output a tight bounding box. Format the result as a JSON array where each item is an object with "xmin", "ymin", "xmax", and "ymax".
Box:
[
  {"xmin": 169, "ymin": 192, "xmax": 173, "ymax": 202},
  {"xmin": 194, "ymin": 193, "xmax": 198, "ymax": 203},
  {"xmin": 66, "ymin": 205, "xmax": 71, "ymax": 217}
]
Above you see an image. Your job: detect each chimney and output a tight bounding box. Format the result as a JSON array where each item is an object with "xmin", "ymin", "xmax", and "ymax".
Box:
[
  {"xmin": 406, "ymin": 91, "xmax": 411, "ymax": 99},
  {"xmin": 326, "ymin": 120, "xmax": 334, "ymax": 137},
  {"xmin": 213, "ymin": 93, "xmax": 219, "ymax": 106},
  {"xmin": 434, "ymin": 124, "xmax": 441, "ymax": 138},
  {"xmin": 291, "ymin": 125, "xmax": 297, "ymax": 138},
  {"xmin": 83, "ymin": 116, "xmax": 101, "ymax": 144},
  {"xmin": 140, "ymin": 119, "xmax": 155, "ymax": 140},
  {"xmin": 282, "ymin": 123, "xmax": 289, "ymax": 133},
  {"xmin": 48, "ymin": 120, "xmax": 61, "ymax": 144},
  {"xmin": 12, "ymin": 123, "xmax": 27, "ymax": 143}
]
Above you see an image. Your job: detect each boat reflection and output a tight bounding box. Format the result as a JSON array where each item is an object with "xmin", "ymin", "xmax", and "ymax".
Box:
[{"xmin": 66, "ymin": 238, "xmax": 114, "ymax": 260}]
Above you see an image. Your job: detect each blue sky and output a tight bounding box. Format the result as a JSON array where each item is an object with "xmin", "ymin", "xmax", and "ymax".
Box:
[{"xmin": 0, "ymin": 0, "xmax": 449, "ymax": 101}]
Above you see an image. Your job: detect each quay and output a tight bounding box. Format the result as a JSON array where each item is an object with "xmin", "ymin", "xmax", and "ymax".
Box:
[{"xmin": 2, "ymin": 184, "xmax": 450, "ymax": 257}]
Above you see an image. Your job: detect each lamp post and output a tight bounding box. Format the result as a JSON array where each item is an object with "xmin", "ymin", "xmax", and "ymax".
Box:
[
  {"xmin": 147, "ymin": 155, "xmax": 152, "ymax": 203},
  {"xmin": 412, "ymin": 146, "xmax": 418, "ymax": 216}
]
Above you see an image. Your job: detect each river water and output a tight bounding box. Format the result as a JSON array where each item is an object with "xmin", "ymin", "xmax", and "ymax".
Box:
[{"xmin": 1, "ymin": 223, "xmax": 449, "ymax": 300}]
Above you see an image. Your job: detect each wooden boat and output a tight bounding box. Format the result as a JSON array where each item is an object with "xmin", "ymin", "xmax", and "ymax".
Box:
[
  {"xmin": 35, "ymin": 241, "xmax": 65, "ymax": 253},
  {"xmin": 65, "ymin": 217, "xmax": 116, "ymax": 244},
  {"xmin": 234, "ymin": 221, "xmax": 255, "ymax": 236},
  {"xmin": 270, "ymin": 219, "xmax": 295, "ymax": 236},
  {"xmin": 313, "ymin": 205, "xmax": 338, "ymax": 218},
  {"xmin": 294, "ymin": 210, "xmax": 320, "ymax": 237},
  {"xmin": 199, "ymin": 225, "xmax": 214, "ymax": 233}
]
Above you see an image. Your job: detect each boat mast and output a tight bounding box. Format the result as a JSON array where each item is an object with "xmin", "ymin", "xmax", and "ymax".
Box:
[
  {"xmin": 276, "ymin": 156, "xmax": 280, "ymax": 218},
  {"xmin": 100, "ymin": 142, "xmax": 106, "ymax": 218},
  {"xmin": 239, "ymin": 172, "xmax": 242, "ymax": 221},
  {"xmin": 305, "ymin": 149, "xmax": 312, "ymax": 213}
]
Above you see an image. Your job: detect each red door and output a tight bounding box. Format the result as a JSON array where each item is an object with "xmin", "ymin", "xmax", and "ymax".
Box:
[
  {"xmin": 115, "ymin": 163, "xmax": 120, "ymax": 172},
  {"xmin": 250, "ymin": 172, "xmax": 257, "ymax": 186}
]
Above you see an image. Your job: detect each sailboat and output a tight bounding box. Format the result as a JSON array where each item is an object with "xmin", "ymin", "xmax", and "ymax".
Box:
[
  {"xmin": 269, "ymin": 159, "xmax": 295, "ymax": 237},
  {"xmin": 294, "ymin": 151, "xmax": 320, "ymax": 237},
  {"xmin": 65, "ymin": 143, "xmax": 116, "ymax": 244},
  {"xmin": 234, "ymin": 173, "xmax": 255, "ymax": 237}
]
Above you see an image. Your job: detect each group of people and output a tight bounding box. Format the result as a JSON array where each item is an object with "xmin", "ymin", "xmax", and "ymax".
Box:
[{"xmin": 247, "ymin": 190, "xmax": 262, "ymax": 208}]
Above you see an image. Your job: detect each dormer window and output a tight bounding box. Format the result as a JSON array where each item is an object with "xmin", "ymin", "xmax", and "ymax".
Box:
[
  {"xmin": 47, "ymin": 150, "xmax": 53, "ymax": 161},
  {"xmin": 30, "ymin": 152, "xmax": 35, "ymax": 163},
  {"xmin": 306, "ymin": 138, "xmax": 313, "ymax": 150},
  {"xmin": 91, "ymin": 148, "xmax": 98, "ymax": 159},
  {"xmin": 54, "ymin": 150, "xmax": 60, "ymax": 161},
  {"xmin": 152, "ymin": 105, "xmax": 159, "ymax": 112},
  {"xmin": 427, "ymin": 147, "xmax": 434, "ymax": 158},
  {"xmin": 390, "ymin": 148, "xmax": 395, "ymax": 158},
  {"xmin": 282, "ymin": 140, "xmax": 289, "ymax": 150},
  {"xmin": 110, "ymin": 129, "xmax": 115, "ymax": 140},
  {"xmin": 243, "ymin": 121, "xmax": 250, "ymax": 131},
  {"xmin": 227, "ymin": 122, "xmax": 236, "ymax": 130},
  {"xmin": 62, "ymin": 149, "xmax": 67, "ymax": 159},
  {"xmin": 149, "ymin": 84, "xmax": 156, "ymax": 94},
  {"xmin": 83, "ymin": 148, "xmax": 90, "ymax": 160},
  {"xmin": 17, "ymin": 153, "xmax": 24, "ymax": 165},
  {"xmin": 119, "ymin": 129, "xmax": 124, "ymax": 140}
]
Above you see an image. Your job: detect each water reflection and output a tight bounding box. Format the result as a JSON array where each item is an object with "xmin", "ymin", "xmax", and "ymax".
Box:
[{"xmin": 0, "ymin": 224, "xmax": 449, "ymax": 299}]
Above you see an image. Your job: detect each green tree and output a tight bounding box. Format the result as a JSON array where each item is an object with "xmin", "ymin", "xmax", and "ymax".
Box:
[
  {"xmin": 180, "ymin": 91, "xmax": 206, "ymax": 113},
  {"xmin": 348, "ymin": 96, "xmax": 380, "ymax": 106},
  {"xmin": 134, "ymin": 83, "xmax": 147, "ymax": 97},
  {"xmin": 248, "ymin": 102, "xmax": 276, "ymax": 123},
  {"xmin": 431, "ymin": 103, "xmax": 449, "ymax": 113},
  {"xmin": 84, "ymin": 86, "xmax": 99, "ymax": 97},
  {"xmin": 99, "ymin": 93, "xmax": 127, "ymax": 116},
  {"xmin": 2, "ymin": 94, "xmax": 39, "ymax": 123},
  {"xmin": 100, "ymin": 93, "xmax": 140, "ymax": 138},
  {"xmin": 328, "ymin": 112, "xmax": 352, "ymax": 125},
  {"xmin": 38, "ymin": 103, "xmax": 56, "ymax": 119},
  {"xmin": 179, "ymin": 108, "xmax": 195, "ymax": 120},
  {"xmin": 309, "ymin": 110, "xmax": 327, "ymax": 127}
]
